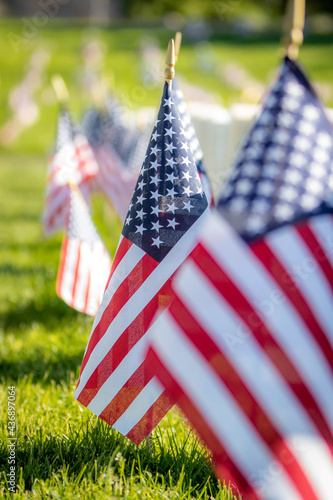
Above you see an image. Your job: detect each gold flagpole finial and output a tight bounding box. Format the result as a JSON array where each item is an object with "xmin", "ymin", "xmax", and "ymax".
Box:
[
  {"xmin": 164, "ymin": 39, "xmax": 175, "ymax": 87},
  {"xmin": 174, "ymin": 31, "xmax": 182, "ymax": 63},
  {"xmin": 283, "ymin": 0, "xmax": 306, "ymax": 60},
  {"xmin": 51, "ymin": 74, "xmax": 69, "ymax": 105}
]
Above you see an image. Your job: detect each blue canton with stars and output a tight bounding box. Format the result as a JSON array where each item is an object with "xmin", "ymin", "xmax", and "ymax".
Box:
[
  {"xmin": 217, "ymin": 57, "xmax": 333, "ymax": 242},
  {"xmin": 172, "ymin": 77, "xmax": 212, "ymax": 191},
  {"xmin": 122, "ymin": 82, "xmax": 208, "ymax": 262}
]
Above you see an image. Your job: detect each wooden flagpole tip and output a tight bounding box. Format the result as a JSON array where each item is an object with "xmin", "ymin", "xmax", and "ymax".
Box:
[
  {"xmin": 51, "ymin": 74, "xmax": 69, "ymax": 105},
  {"xmin": 282, "ymin": 0, "xmax": 305, "ymax": 60},
  {"xmin": 164, "ymin": 39, "xmax": 175, "ymax": 84},
  {"xmin": 174, "ymin": 31, "xmax": 182, "ymax": 62}
]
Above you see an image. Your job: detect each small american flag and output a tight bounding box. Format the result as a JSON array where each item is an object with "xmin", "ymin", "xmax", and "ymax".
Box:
[
  {"xmin": 43, "ymin": 106, "xmax": 99, "ymax": 235},
  {"xmin": 172, "ymin": 78, "xmax": 214, "ymax": 207},
  {"xmin": 56, "ymin": 184, "xmax": 111, "ymax": 316},
  {"xmin": 146, "ymin": 57, "xmax": 333, "ymax": 499},
  {"xmin": 82, "ymin": 104, "xmax": 144, "ymax": 221},
  {"xmin": 75, "ymin": 81, "xmax": 209, "ymax": 444}
]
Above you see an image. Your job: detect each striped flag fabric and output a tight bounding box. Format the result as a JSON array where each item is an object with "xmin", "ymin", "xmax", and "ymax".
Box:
[
  {"xmin": 82, "ymin": 103, "xmax": 142, "ymax": 221},
  {"xmin": 74, "ymin": 80, "xmax": 209, "ymax": 444},
  {"xmin": 173, "ymin": 78, "xmax": 214, "ymax": 207},
  {"xmin": 42, "ymin": 106, "xmax": 99, "ymax": 235},
  {"xmin": 56, "ymin": 184, "xmax": 111, "ymax": 316},
  {"xmin": 146, "ymin": 57, "xmax": 333, "ymax": 499},
  {"xmin": 93, "ymin": 143, "xmax": 140, "ymax": 221}
]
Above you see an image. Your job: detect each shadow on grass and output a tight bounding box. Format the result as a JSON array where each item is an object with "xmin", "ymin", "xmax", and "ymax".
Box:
[
  {"xmin": 0, "ymin": 419, "xmax": 221, "ymax": 496},
  {"xmin": 0, "ymin": 263, "xmax": 52, "ymax": 277},
  {"xmin": 0, "ymin": 350, "xmax": 84, "ymax": 385},
  {"xmin": 1, "ymin": 293, "xmax": 81, "ymax": 333}
]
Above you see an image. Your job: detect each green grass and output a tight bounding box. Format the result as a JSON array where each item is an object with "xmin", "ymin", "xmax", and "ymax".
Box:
[
  {"xmin": 0, "ymin": 156, "xmax": 236, "ymax": 499},
  {"xmin": 1, "ymin": 20, "xmax": 333, "ymax": 155},
  {"xmin": 1, "ymin": 19, "xmax": 333, "ymax": 499}
]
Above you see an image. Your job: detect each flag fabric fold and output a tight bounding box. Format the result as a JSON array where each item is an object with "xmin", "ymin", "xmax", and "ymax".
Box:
[
  {"xmin": 56, "ymin": 185, "xmax": 111, "ymax": 316},
  {"xmin": 75, "ymin": 80, "xmax": 209, "ymax": 444},
  {"xmin": 146, "ymin": 57, "xmax": 333, "ymax": 500},
  {"xmin": 43, "ymin": 106, "xmax": 99, "ymax": 235}
]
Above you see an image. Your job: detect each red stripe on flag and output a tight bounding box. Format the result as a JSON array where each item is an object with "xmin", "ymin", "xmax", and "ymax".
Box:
[
  {"xmin": 125, "ymin": 391, "xmax": 174, "ymax": 445},
  {"xmin": 45, "ymin": 196, "xmax": 68, "ymax": 229},
  {"xmin": 169, "ymin": 296, "xmax": 320, "ymax": 500},
  {"xmin": 56, "ymin": 237, "xmax": 69, "ymax": 296},
  {"xmin": 105, "ymin": 237, "xmax": 132, "ymax": 290},
  {"xmin": 77, "ymin": 280, "xmax": 172, "ymax": 408},
  {"xmin": 251, "ymin": 239, "xmax": 333, "ymax": 370},
  {"xmin": 191, "ymin": 243, "xmax": 333, "ymax": 448},
  {"xmin": 46, "ymin": 183, "xmax": 65, "ymax": 201},
  {"xmin": 145, "ymin": 347, "xmax": 256, "ymax": 499},
  {"xmin": 296, "ymin": 222, "xmax": 333, "ymax": 293},
  {"xmin": 98, "ymin": 363, "xmax": 153, "ymax": 426},
  {"xmin": 78, "ymin": 247, "xmax": 159, "ymax": 376}
]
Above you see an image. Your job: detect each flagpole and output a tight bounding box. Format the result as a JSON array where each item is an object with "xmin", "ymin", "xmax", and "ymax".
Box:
[
  {"xmin": 282, "ymin": 0, "xmax": 306, "ymax": 60},
  {"xmin": 164, "ymin": 39, "xmax": 175, "ymax": 91},
  {"xmin": 174, "ymin": 31, "xmax": 182, "ymax": 63},
  {"xmin": 51, "ymin": 74, "xmax": 69, "ymax": 106},
  {"xmin": 67, "ymin": 181, "xmax": 90, "ymax": 211}
]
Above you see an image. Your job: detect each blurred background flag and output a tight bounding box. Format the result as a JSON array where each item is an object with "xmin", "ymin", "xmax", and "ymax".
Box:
[
  {"xmin": 82, "ymin": 86, "xmax": 149, "ymax": 221},
  {"xmin": 56, "ymin": 184, "xmax": 111, "ymax": 316},
  {"xmin": 74, "ymin": 40, "xmax": 209, "ymax": 445},
  {"xmin": 145, "ymin": 55, "xmax": 333, "ymax": 499},
  {"xmin": 42, "ymin": 77, "xmax": 99, "ymax": 235}
]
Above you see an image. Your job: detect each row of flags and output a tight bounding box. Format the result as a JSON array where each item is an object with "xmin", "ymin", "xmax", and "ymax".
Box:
[
  {"xmin": 43, "ymin": 48, "xmax": 333, "ymax": 499},
  {"xmin": 42, "ymin": 73, "xmax": 214, "ymax": 317}
]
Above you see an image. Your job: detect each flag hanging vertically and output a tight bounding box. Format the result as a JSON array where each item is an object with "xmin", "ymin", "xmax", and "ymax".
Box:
[
  {"xmin": 146, "ymin": 57, "xmax": 333, "ymax": 500},
  {"xmin": 56, "ymin": 184, "xmax": 111, "ymax": 316},
  {"xmin": 42, "ymin": 106, "xmax": 99, "ymax": 235},
  {"xmin": 172, "ymin": 78, "xmax": 214, "ymax": 207},
  {"xmin": 75, "ymin": 78, "xmax": 209, "ymax": 444},
  {"xmin": 82, "ymin": 99, "xmax": 145, "ymax": 221}
]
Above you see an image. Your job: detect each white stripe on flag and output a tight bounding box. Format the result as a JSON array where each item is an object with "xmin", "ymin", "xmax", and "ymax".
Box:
[
  {"xmin": 72, "ymin": 241, "xmax": 90, "ymax": 312},
  {"xmin": 173, "ymin": 259, "xmax": 322, "ymax": 439},
  {"xmin": 151, "ymin": 311, "xmax": 303, "ymax": 500},
  {"xmin": 201, "ymin": 214, "xmax": 333, "ymax": 433},
  {"xmin": 92, "ymin": 238, "xmax": 145, "ymax": 326},
  {"xmin": 75, "ymin": 209, "xmax": 209, "ymax": 398},
  {"xmin": 87, "ymin": 332, "xmax": 151, "ymax": 415},
  {"xmin": 286, "ymin": 435, "xmax": 333, "ymax": 500},
  {"xmin": 267, "ymin": 224, "xmax": 333, "ymax": 347},
  {"xmin": 112, "ymin": 377, "xmax": 164, "ymax": 436},
  {"xmin": 173, "ymin": 258, "xmax": 333, "ymax": 496},
  {"xmin": 309, "ymin": 214, "xmax": 333, "ymax": 268}
]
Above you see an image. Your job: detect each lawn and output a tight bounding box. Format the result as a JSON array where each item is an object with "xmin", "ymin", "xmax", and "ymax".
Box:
[{"xmin": 1, "ymin": 18, "xmax": 333, "ymax": 499}]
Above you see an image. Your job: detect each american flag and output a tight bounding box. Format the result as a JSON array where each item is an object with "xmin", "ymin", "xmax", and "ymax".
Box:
[
  {"xmin": 56, "ymin": 184, "xmax": 111, "ymax": 316},
  {"xmin": 42, "ymin": 106, "xmax": 99, "ymax": 235},
  {"xmin": 172, "ymin": 78, "xmax": 214, "ymax": 207},
  {"xmin": 82, "ymin": 102, "xmax": 145, "ymax": 221},
  {"xmin": 75, "ymin": 81, "xmax": 209, "ymax": 444},
  {"xmin": 146, "ymin": 57, "xmax": 333, "ymax": 499}
]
